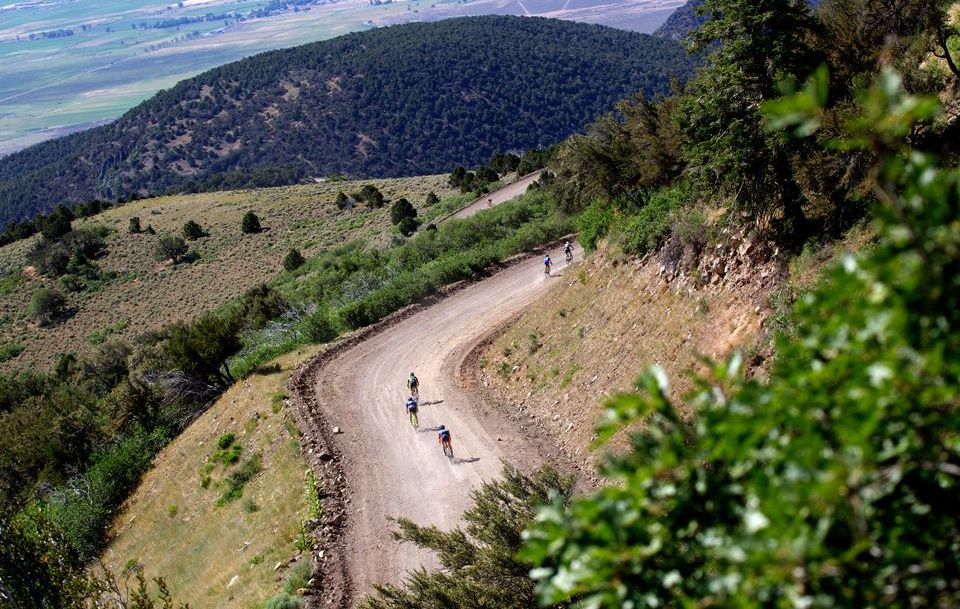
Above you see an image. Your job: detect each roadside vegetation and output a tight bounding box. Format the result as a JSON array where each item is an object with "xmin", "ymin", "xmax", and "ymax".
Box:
[{"xmin": 101, "ymin": 349, "xmax": 321, "ymax": 609}]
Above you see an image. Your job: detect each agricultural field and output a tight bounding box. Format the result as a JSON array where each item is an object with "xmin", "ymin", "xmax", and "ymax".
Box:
[
  {"xmin": 0, "ymin": 173, "xmax": 455, "ymax": 370},
  {"xmin": 0, "ymin": 0, "xmax": 681, "ymax": 155}
]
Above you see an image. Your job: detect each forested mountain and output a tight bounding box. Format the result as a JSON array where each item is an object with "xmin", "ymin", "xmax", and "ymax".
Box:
[{"xmin": 0, "ymin": 16, "xmax": 695, "ymax": 228}]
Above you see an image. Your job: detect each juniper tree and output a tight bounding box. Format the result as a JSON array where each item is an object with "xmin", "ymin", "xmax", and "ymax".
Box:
[{"xmin": 360, "ymin": 464, "xmax": 573, "ymax": 609}]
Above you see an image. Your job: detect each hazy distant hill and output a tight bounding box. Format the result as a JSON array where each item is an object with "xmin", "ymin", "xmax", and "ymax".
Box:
[
  {"xmin": 654, "ymin": 0, "xmax": 706, "ymax": 41},
  {"xmin": 0, "ymin": 16, "xmax": 695, "ymax": 227},
  {"xmin": 655, "ymin": 0, "xmax": 820, "ymax": 41}
]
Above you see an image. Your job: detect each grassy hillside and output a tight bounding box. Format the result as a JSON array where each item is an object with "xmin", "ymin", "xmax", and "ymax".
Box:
[
  {"xmin": 0, "ymin": 174, "xmax": 454, "ymax": 370},
  {"xmin": 102, "ymin": 347, "xmax": 321, "ymax": 609},
  {"xmin": 0, "ymin": 15, "xmax": 697, "ymax": 226}
]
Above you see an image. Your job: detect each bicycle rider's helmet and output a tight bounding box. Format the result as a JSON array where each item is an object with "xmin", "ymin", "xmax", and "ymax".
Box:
[{"xmin": 438, "ymin": 424, "xmax": 446, "ymax": 430}]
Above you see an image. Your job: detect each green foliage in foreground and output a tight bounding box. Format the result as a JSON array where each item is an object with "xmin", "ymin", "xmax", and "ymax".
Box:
[
  {"xmin": 521, "ymin": 70, "xmax": 960, "ymax": 608},
  {"xmin": 1, "ymin": 504, "xmax": 189, "ymax": 608},
  {"xmin": 360, "ymin": 464, "xmax": 573, "ymax": 609}
]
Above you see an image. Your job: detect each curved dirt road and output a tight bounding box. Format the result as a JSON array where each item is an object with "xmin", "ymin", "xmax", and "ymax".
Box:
[
  {"xmin": 439, "ymin": 171, "xmax": 543, "ymax": 223},
  {"xmin": 305, "ymin": 244, "xmax": 580, "ymax": 604}
]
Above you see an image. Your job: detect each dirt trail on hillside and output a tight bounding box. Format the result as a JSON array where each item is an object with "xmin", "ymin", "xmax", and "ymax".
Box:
[
  {"xmin": 441, "ymin": 171, "xmax": 543, "ymax": 222},
  {"xmin": 294, "ymin": 244, "xmax": 581, "ymax": 606}
]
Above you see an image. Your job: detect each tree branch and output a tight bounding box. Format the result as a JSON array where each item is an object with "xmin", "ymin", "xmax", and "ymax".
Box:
[{"xmin": 936, "ymin": 25, "xmax": 960, "ymax": 79}]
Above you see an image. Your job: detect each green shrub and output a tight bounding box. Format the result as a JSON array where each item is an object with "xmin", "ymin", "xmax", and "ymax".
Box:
[
  {"xmin": 182, "ymin": 220, "xmax": 205, "ymax": 240},
  {"xmin": 616, "ymin": 185, "xmax": 686, "ymax": 256},
  {"xmin": 217, "ymin": 432, "xmax": 236, "ymax": 450},
  {"xmin": 0, "ymin": 343, "xmax": 24, "ymax": 363},
  {"xmin": 359, "ymin": 465, "xmax": 572, "ymax": 608},
  {"xmin": 128, "ymin": 217, "xmax": 142, "ymax": 233},
  {"xmin": 397, "ymin": 216, "xmax": 418, "ymax": 237},
  {"xmin": 265, "ymin": 592, "xmax": 302, "ymax": 609},
  {"xmin": 241, "ymin": 211, "xmax": 262, "ymax": 234},
  {"xmin": 300, "ymin": 309, "xmax": 337, "ymax": 343},
  {"xmin": 27, "ymin": 288, "xmax": 66, "ymax": 326},
  {"xmin": 154, "ymin": 234, "xmax": 188, "ymax": 263},
  {"xmin": 576, "ymin": 199, "xmax": 613, "ymax": 252},
  {"xmin": 282, "ymin": 559, "xmax": 314, "ymax": 595},
  {"xmin": 27, "ymin": 241, "xmax": 70, "ymax": 276},
  {"xmin": 283, "ymin": 248, "xmax": 305, "ymax": 271},
  {"xmin": 390, "ymin": 198, "xmax": 417, "ymax": 225},
  {"xmin": 217, "ymin": 453, "xmax": 262, "ymax": 505},
  {"xmin": 39, "ymin": 210, "xmax": 72, "ymax": 241},
  {"xmin": 354, "ymin": 184, "xmax": 385, "ymax": 208},
  {"xmin": 214, "ymin": 444, "xmax": 242, "ymax": 465}
]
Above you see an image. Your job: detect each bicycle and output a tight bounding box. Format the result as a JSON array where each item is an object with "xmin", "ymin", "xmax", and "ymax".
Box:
[
  {"xmin": 409, "ymin": 410, "xmax": 419, "ymax": 429},
  {"xmin": 565, "ymin": 248, "xmax": 573, "ymax": 263},
  {"xmin": 438, "ymin": 426, "xmax": 453, "ymax": 459},
  {"xmin": 410, "ymin": 383, "xmax": 419, "ymax": 399}
]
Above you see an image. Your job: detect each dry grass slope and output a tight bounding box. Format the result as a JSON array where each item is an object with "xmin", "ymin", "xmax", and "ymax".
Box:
[
  {"xmin": 474, "ymin": 245, "xmax": 778, "ymax": 469},
  {"xmin": 0, "ymin": 175, "xmax": 454, "ymax": 370},
  {"xmin": 102, "ymin": 346, "xmax": 322, "ymax": 609},
  {"xmin": 474, "ymin": 226, "xmax": 875, "ymax": 471}
]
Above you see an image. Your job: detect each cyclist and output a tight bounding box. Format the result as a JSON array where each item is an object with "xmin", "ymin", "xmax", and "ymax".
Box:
[
  {"xmin": 543, "ymin": 253, "xmax": 552, "ymax": 276},
  {"xmin": 405, "ymin": 396, "xmax": 419, "ymax": 429},
  {"xmin": 407, "ymin": 372, "xmax": 419, "ymax": 398},
  {"xmin": 438, "ymin": 425, "xmax": 453, "ymax": 458},
  {"xmin": 564, "ymin": 240, "xmax": 574, "ymax": 263}
]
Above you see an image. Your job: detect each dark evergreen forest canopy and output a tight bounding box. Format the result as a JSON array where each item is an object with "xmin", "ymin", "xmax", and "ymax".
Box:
[{"xmin": 0, "ymin": 16, "xmax": 696, "ymax": 228}]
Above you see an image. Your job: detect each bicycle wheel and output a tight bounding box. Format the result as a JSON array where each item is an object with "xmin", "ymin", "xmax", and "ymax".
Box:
[{"xmin": 410, "ymin": 412, "xmax": 419, "ymax": 429}]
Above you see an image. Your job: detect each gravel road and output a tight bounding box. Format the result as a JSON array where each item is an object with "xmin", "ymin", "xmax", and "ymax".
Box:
[
  {"xmin": 304, "ymin": 243, "xmax": 581, "ymax": 604},
  {"xmin": 441, "ymin": 170, "xmax": 544, "ymax": 222}
]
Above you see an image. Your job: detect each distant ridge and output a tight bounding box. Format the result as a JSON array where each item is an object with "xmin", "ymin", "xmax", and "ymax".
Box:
[
  {"xmin": 654, "ymin": 0, "xmax": 706, "ymax": 41},
  {"xmin": 655, "ymin": 0, "xmax": 820, "ymax": 41},
  {"xmin": 0, "ymin": 16, "xmax": 696, "ymax": 227}
]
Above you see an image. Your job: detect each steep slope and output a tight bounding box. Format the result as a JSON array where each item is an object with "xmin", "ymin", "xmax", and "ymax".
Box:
[
  {"xmin": 471, "ymin": 239, "xmax": 781, "ymax": 468},
  {"xmin": 468, "ymin": 227, "xmax": 871, "ymax": 471},
  {"xmin": 0, "ymin": 16, "xmax": 696, "ymax": 227}
]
